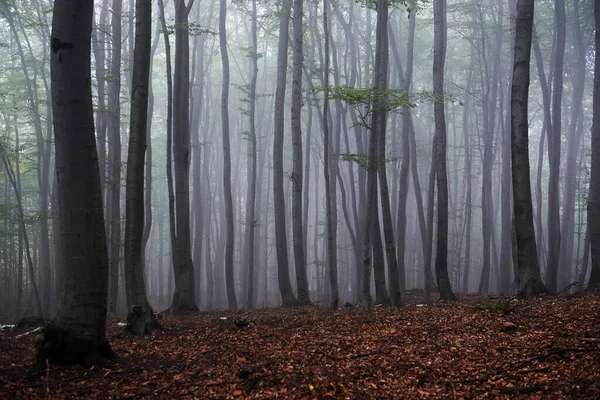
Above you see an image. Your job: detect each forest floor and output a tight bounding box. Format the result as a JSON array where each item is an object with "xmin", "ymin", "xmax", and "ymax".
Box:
[{"xmin": 1, "ymin": 290, "xmax": 600, "ymax": 399}]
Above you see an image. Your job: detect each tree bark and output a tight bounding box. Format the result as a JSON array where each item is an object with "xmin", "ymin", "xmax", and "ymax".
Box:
[
  {"xmin": 433, "ymin": 0, "xmax": 456, "ymax": 301},
  {"xmin": 510, "ymin": 0, "xmax": 548, "ymax": 298},
  {"xmin": 123, "ymin": 0, "xmax": 158, "ymax": 335},
  {"xmin": 171, "ymin": 0, "xmax": 198, "ymax": 312},
  {"xmin": 273, "ymin": 0, "xmax": 298, "ymax": 307},
  {"xmin": 588, "ymin": 0, "xmax": 600, "ymax": 290},
  {"xmin": 291, "ymin": 0, "xmax": 310, "ymax": 305},
  {"xmin": 39, "ymin": 0, "xmax": 116, "ymax": 368},
  {"xmin": 219, "ymin": 0, "xmax": 237, "ymax": 310},
  {"xmin": 545, "ymin": 0, "xmax": 566, "ymax": 292}
]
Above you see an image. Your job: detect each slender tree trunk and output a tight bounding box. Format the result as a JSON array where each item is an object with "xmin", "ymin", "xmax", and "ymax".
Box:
[
  {"xmin": 273, "ymin": 0, "xmax": 298, "ymax": 307},
  {"xmin": 123, "ymin": 0, "xmax": 158, "ymax": 335},
  {"xmin": 545, "ymin": 0, "xmax": 566, "ymax": 292},
  {"xmin": 558, "ymin": 0, "xmax": 586, "ymax": 289},
  {"xmin": 105, "ymin": 0, "xmax": 123, "ymax": 313},
  {"xmin": 433, "ymin": 0, "xmax": 456, "ymax": 301},
  {"xmin": 322, "ymin": 0, "xmax": 339, "ymax": 309},
  {"xmin": 219, "ymin": 0, "xmax": 237, "ymax": 310},
  {"xmin": 291, "ymin": 0, "xmax": 310, "ymax": 305},
  {"xmin": 244, "ymin": 0, "xmax": 259, "ymax": 310},
  {"xmin": 373, "ymin": 0, "xmax": 400, "ymax": 306}
]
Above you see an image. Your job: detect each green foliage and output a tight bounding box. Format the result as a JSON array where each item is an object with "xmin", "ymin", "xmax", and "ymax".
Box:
[
  {"xmin": 163, "ymin": 22, "xmax": 216, "ymax": 36},
  {"xmin": 338, "ymin": 152, "xmax": 398, "ymax": 169}
]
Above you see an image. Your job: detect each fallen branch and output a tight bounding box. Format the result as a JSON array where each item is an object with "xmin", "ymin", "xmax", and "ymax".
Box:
[{"xmin": 16, "ymin": 327, "xmax": 41, "ymax": 339}]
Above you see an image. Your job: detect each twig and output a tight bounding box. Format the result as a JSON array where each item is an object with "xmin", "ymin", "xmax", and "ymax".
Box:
[{"xmin": 16, "ymin": 327, "xmax": 41, "ymax": 339}]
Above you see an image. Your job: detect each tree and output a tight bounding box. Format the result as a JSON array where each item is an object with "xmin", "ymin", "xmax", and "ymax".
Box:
[
  {"xmin": 171, "ymin": 0, "xmax": 198, "ymax": 312},
  {"xmin": 510, "ymin": 0, "xmax": 547, "ymax": 298},
  {"xmin": 273, "ymin": 0, "xmax": 299, "ymax": 307},
  {"xmin": 106, "ymin": 0, "xmax": 123, "ymax": 313},
  {"xmin": 588, "ymin": 0, "xmax": 600, "ymax": 290},
  {"xmin": 35, "ymin": 0, "xmax": 116, "ymax": 368},
  {"xmin": 545, "ymin": 0, "xmax": 566, "ymax": 292},
  {"xmin": 374, "ymin": 0, "xmax": 401, "ymax": 307},
  {"xmin": 220, "ymin": 0, "xmax": 237, "ymax": 310},
  {"xmin": 123, "ymin": 0, "xmax": 159, "ymax": 335},
  {"xmin": 322, "ymin": 0, "xmax": 339, "ymax": 309},
  {"xmin": 245, "ymin": 0, "xmax": 259, "ymax": 309},
  {"xmin": 433, "ymin": 0, "xmax": 457, "ymax": 301},
  {"xmin": 291, "ymin": 0, "xmax": 310, "ymax": 306}
]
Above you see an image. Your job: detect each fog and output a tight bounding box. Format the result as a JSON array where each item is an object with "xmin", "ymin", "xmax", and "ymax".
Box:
[{"xmin": 0, "ymin": 0, "xmax": 596, "ymax": 321}]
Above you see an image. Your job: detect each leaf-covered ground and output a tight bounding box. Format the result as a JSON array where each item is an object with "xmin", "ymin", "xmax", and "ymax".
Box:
[{"xmin": 1, "ymin": 291, "xmax": 600, "ymax": 399}]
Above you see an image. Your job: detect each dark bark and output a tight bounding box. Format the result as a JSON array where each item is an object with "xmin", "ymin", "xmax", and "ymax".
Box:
[
  {"xmin": 291, "ymin": 0, "xmax": 310, "ymax": 305},
  {"xmin": 510, "ymin": 0, "xmax": 548, "ymax": 298},
  {"xmin": 39, "ymin": 0, "xmax": 115, "ymax": 368},
  {"xmin": 106, "ymin": 0, "xmax": 122, "ymax": 314},
  {"xmin": 374, "ymin": 0, "xmax": 400, "ymax": 306},
  {"xmin": 273, "ymin": 0, "xmax": 298, "ymax": 307},
  {"xmin": 123, "ymin": 0, "xmax": 159, "ymax": 335},
  {"xmin": 433, "ymin": 0, "xmax": 456, "ymax": 301},
  {"xmin": 545, "ymin": 0, "xmax": 566, "ymax": 292},
  {"xmin": 245, "ymin": 0, "xmax": 259, "ymax": 310},
  {"xmin": 171, "ymin": 0, "xmax": 198, "ymax": 312},
  {"xmin": 219, "ymin": 0, "xmax": 237, "ymax": 310}
]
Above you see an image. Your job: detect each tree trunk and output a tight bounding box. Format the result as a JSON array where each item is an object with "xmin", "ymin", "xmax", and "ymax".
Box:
[
  {"xmin": 291, "ymin": 0, "xmax": 310, "ymax": 305},
  {"xmin": 219, "ymin": 0, "xmax": 237, "ymax": 310},
  {"xmin": 588, "ymin": 0, "xmax": 600, "ymax": 290},
  {"xmin": 558, "ymin": 0, "xmax": 586, "ymax": 290},
  {"xmin": 433, "ymin": 0, "xmax": 456, "ymax": 301},
  {"xmin": 123, "ymin": 0, "xmax": 158, "ymax": 335},
  {"xmin": 171, "ymin": 0, "xmax": 198, "ymax": 312},
  {"xmin": 245, "ymin": 0, "xmax": 259, "ymax": 310},
  {"xmin": 545, "ymin": 0, "xmax": 566, "ymax": 292},
  {"xmin": 38, "ymin": 0, "xmax": 116, "ymax": 368},
  {"xmin": 106, "ymin": 0, "xmax": 122, "ymax": 314},
  {"xmin": 374, "ymin": 0, "xmax": 400, "ymax": 306},
  {"xmin": 510, "ymin": 0, "xmax": 548, "ymax": 298},
  {"xmin": 273, "ymin": 0, "xmax": 298, "ymax": 307}
]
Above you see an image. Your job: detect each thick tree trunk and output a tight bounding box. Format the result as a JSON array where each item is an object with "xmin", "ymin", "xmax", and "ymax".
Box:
[
  {"xmin": 39, "ymin": 0, "xmax": 115, "ymax": 368},
  {"xmin": 510, "ymin": 0, "xmax": 548, "ymax": 298},
  {"xmin": 171, "ymin": 0, "xmax": 198, "ymax": 312}
]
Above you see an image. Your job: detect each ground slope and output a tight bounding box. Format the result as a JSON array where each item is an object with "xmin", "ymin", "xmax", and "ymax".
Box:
[{"xmin": 1, "ymin": 291, "xmax": 599, "ymax": 399}]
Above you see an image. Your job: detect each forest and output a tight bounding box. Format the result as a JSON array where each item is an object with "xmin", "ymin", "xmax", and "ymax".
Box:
[{"xmin": 0, "ymin": 0, "xmax": 600, "ymax": 397}]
